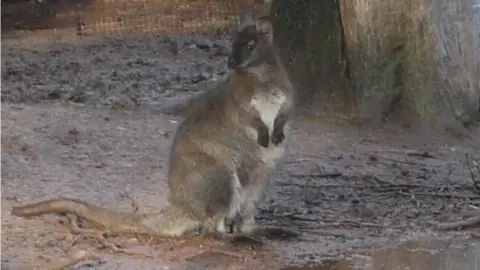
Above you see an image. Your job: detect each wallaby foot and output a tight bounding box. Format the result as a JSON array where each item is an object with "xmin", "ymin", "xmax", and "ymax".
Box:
[
  {"xmin": 192, "ymin": 217, "xmax": 263, "ymax": 246},
  {"xmin": 232, "ymin": 215, "xmax": 257, "ymax": 235}
]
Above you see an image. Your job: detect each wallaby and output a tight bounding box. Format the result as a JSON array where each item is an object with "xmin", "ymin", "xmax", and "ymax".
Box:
[
  {"xmin": 221, "ymin": 12, "xmax": 296, "ymax": 234},
  {"xmin": 11, "ymin": 14, "xmax": 296, "ymax": 241}
]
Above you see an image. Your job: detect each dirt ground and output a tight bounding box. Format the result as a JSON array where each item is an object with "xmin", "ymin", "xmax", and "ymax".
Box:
[{"xmin": 2, "ymin": 31, "xmax": 480, "ymax": 270}]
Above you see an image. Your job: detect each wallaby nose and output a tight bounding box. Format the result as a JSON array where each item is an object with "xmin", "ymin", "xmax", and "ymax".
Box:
[{"xmin": 227, "ymin": 57, "xmax": 236, "ymax": 69}]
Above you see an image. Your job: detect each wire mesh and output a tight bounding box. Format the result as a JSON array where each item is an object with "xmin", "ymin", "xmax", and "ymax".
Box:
[{"xmin": 1, "ymin": 0, "xmax": 267, "ymax": 37}]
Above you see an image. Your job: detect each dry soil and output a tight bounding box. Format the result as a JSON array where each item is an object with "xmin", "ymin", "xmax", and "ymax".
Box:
[{"xmin": 1, "ymin": 30, "xmax": 480, "ymax": 270}]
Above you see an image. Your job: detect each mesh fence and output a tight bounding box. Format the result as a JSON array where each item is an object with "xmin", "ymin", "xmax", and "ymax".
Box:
[{"xmin": 1, "ymin": 0, "xmax": 267, "ymax": 37}]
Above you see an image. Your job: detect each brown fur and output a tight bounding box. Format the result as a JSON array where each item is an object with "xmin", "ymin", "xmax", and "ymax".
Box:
[{"xmin": 11, "ymin": 15, "xmax": 297, "ymax": 240}]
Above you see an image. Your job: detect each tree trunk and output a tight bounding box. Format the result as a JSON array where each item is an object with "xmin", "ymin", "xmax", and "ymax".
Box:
[
  {"xmin": 270, "ymin": 0, "xmax": 352, "ymax": 116},
  {"xmin": 272, "ymin": 0, "xmax": 479, "ymax": 129}
]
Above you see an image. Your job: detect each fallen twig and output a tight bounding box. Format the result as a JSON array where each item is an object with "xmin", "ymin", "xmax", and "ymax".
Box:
[
  {"xmin": 288, "ymin": 172, "xmax": 342, "ymax": 179},
  {"xmin": 66, "ymin": 214, "xmax": 102, "ymax": 235},
  {"xmin": 277, "ymin": 213, "xmax": 385, "ymax": 228},
  {"xmin": 459, "ymin": 200, "xmax": 480, "ymax": 206},
  {"xmin": 206, "ymin": 249, "xmax": 244, "ymax": 259},
  {"xmin": 67, "ymin": 214, "xmax": 151, "ymax": 257},
  {"xmin": 435, "ymin": 214, "xmax": 480, "ymax": 231},
  {"xmin": 307, "ymin": 230, "xmax": 347, "ymax": 237},
  {"xmin": 372, "ymin": 155, "xmax": 439, "ymax": 167},
  {"xmin": 65, "ymin": 214, "xmax": 126, "ymax": 253},
  {"xmin": 316, "ymin": 222, "xmax": 385, "ymax": 229},
  {"xmin": 406, "ymin": 151, "xmax": 435, "ymax": 158},
  {"xmin": 398, "ymin": 191, "xmax": 480, "ymax": 200},
  {"xmin": 274, "ymin": 212, "xmax": 320, "ymax": 222},
  {"xmin": 277, "ymin": 181, "xmax": 457, "ymax": 191},
  {"xmin": 284, "ymin": 157, "xmax": 323, "ymax": 172}
]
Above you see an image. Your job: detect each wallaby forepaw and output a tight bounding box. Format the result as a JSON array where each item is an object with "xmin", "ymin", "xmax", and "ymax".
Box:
[{"xmin": 271, "ymin": 130, "xmax": 284, "ymax": 145}]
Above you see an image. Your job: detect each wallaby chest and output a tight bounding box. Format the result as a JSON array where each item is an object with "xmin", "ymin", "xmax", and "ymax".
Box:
[{"xmin": 250, "ymin": 87, "xmax": 286, "ymax": 132}]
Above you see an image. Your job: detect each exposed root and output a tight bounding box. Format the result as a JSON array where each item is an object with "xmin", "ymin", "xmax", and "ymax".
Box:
[
  {"xmin": 119, "ymin": 192, "xmax": 141, "ymax": 213},
  {"xmin": 207, "ymin": 249, "xmax": 244, "ymax": 259},
  {"xmin": 92, "ymin": 235, "xmax": 122, "ymax": 253},
  {"xmin": 129, "ymin": 197, "xmax": 140, "ymax": 214},
  {"xmin": 435, "ymin": 214, "xmax": 480, "ymax": 231},
  {"xmin": 398, "ymin": 191, "xmax": 480, "ymax": 200},
  {"xmin": 284, "ymin": 157, "xmax": 323, "ymax": 173},
  {"xmin": 57, "ymin": 213, "xmax": 131, "ymax": 254},
  {"xmin": 288, "ymin": 172, "xmax": 342, "ymax": 178},
  {"xmin": 6, "ymin": 249, "xmax": 97, "ymax": 270},
  {"xmin": 116, "ymin": 246, "xmax": 152, "ymax": 258},
  {"xmin": 406, "ymin": 151, "xmax": 435, "ymax": 158},
  {"xmin": 190, "ymin": 249, "xmax": 245, "ymax": 260},
  {"xmin": 66, "ymin": 213, "xmax": 103, "ymax": 235}
]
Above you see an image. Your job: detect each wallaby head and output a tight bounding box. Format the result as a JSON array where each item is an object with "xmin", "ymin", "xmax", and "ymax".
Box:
[{"xmin": 227, "ymin": 13, "xmax": 277, "ymax": 71}]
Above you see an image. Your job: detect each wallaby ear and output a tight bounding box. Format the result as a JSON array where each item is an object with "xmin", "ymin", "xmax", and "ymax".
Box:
[
  {"xmin": 255, "ymin": 16, "xmax": 274, "ymax": 43},
  {"xmin": 237, "ymin": 9, "xmax": 255, "ymax": 30}
]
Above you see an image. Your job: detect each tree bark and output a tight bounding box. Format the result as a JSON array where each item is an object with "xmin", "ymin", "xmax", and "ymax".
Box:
[
  {"xmin": 270, "ymin": 0, "xmax": 352, "ymax": 116},
  {"xmin": 272, "ymin": 0, "xmax": 479, "ymax": 128}
]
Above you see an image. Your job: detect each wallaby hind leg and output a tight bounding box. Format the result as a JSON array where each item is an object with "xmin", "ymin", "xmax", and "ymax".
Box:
[
  {"xmin": 230, "ymin": 199, "xmax": 257, "ymax": 235},
  {"xmin": 232, "ymin": 203, "xmax": 300, "ymax": 241},
  {"xmin": 172, "ymin": 154, "xmax": 245, "ymax": 236},
  {"xmin": 230, "ymin": 166, "xmax": 271, "ymax": 235},
  {"xmin": 230, "ymin": 188, "xmax": 300, "ymax": 241}
]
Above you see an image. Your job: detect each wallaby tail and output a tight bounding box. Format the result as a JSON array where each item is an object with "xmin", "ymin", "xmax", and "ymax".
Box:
[{"xmin": 11, "ymin": 197, "xmax": 200, "ymax": 237}]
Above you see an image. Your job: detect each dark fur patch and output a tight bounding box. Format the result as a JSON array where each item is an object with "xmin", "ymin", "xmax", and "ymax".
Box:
[{"xmin": 228, "ymin": 25, "xmax": 259, "ymax": 69}]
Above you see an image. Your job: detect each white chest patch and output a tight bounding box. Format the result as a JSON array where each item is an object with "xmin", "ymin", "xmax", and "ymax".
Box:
[{"xmin": 250, "ymin": 90, "xmax": 286, "ymax": 132}]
